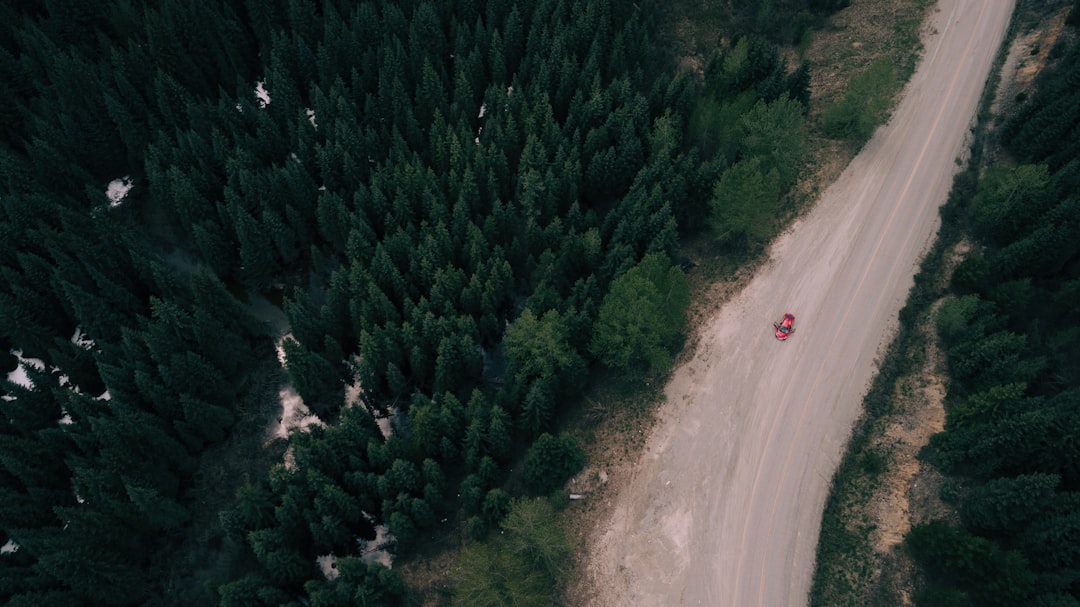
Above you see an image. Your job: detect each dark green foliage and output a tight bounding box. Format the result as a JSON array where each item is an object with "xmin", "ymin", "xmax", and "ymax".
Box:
[
  {"xmin": 1017, "ymin": 507, "xmax": 1080, "ymax": 573},
  {"xmin": 218, "ymin": 573, "xmax": 291, "ymax": 607},
  {"xmin": 1027, "ymin": 593, "xmax": 1080, "ymax": 607},
  {"xmin": 913, "ymin": 29, "xmax": 1080, "ymax": 607},
  {"xmin": 0, "ymin": 0, "xmax": 833, "ymax": 602},
  {"xmin": 988, "ymin": 194, "xmax": 1080, "ymax": 279},
  {"xmin": 959, "ymin": 473, "xmax": 1060, "ymax": 536},
  {"xmin": 709, "ymin": 156, "xmax": 783, "ymax": 251},
  {"xmin": 590, "ymin": 253, "xmax": 690, "ymax": 373},
  {"xmin": 969, "ymin": 163, "xmax": 1053, "ymax": 247},
  {"xmin": 281, "ymin": 336, "xmax": 343, "ymax": 420},
  {"xmin": 690, "ymin": 90, "xmax": 757, "ymax": 162},
  {"xmin": 505, "ymin": 309, "xmax": 586, "ymax": 389},
  {"xmin": 482, "ymin": 488, "xmax": 513, "ymax": 524},
  {"xmin": 907, "ymin": 520, "xmax": 1036, "ymax": 607},
  {"xmin": 947, "ymin": 330, "xmax": 1043, "ymax": 393},
  {"xmin": 522, "ymin": 432, "xmax": 585, "ymax": 495},
  {"xmin": 950, "ymin": 256, "xmax": 989, "ymax": 294},
  {"xmin": 504, "ymin": 309, "xmax": 587, "ymax": 435},
  {"xmin": 1069, "ymin": 0, "xmax": 1080, "ymax": 27},
  {"xmin": 912, "ymin": 586, "xmax": 968, "ymax": 606},
  {"xmin": 934, "ymin": 294, "xmax": 1000, "ymax": 349},
  {"xmin": 1003, "ymin": 39, "xmax": 1080, "ymax": 169},
  {"xmin": 713, "ymin": 0, "xmax": 849, "ymax": 44},
  {"xmin": 304, "ymin": 558, "xmax": 406, "ymax": 607},
  {"xmin": 451, "ymin": 498, "xmax": 571, "ymax": 607},
  {"xmin": 737, "ymin": 95, "xmax": 807, "ymax": 188}
]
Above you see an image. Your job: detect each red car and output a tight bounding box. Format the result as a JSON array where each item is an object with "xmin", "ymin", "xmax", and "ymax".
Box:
[{"xmin": 773, "ymin": 313, "xmax": 796, "ymax": 341}]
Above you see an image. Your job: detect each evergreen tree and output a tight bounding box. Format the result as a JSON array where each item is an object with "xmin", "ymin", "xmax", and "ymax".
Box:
[
  {"xmin": 590, "ymin": 253, "xmax": 690, "ymax": 373},
  {"xmin": 709, "ymin": 157, "xmax": 782, "ymax": 251}
]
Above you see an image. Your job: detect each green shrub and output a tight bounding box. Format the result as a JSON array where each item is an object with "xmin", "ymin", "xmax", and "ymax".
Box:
[{"xmin": 523, "ymin": 433, "xmax": 585, "ymax": 495}]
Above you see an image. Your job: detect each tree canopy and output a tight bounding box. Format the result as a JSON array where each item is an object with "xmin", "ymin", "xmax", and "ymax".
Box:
[
  {"xmin": 0, "ymin": 0, "xmax": 841, "ymax": 604},
  {"xmin": 908, "ymin": 18, "xmax": 1080, "ymax": 605}
]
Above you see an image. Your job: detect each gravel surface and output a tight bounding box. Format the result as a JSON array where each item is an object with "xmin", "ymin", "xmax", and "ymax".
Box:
[{"xmin": 578, "ymin": 2, "xmax": 1015, "ymax": 605}]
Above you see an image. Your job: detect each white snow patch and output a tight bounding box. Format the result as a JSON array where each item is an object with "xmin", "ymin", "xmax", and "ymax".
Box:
[
  {"xmin": 255, "ymin": 81, "xmax": 271, "ymax": 108},
  {"xmin": 106, "ymin": 177, "xmax": 133, "ymax": 207},
  {"xmin": 70, "ymin": 326, "xmax": 94, "ymax": 350},
  {"xmin": 6, "ymin": 350, "xmax": 44, "ymax": 389},
  {"xmin": 273, "ymin": 385, "xmax": 323, "ymax": 441},
  {"xmin": 97, "ymin": 389, "xmax": 111, "ymax": 401},
  {"xmin": 274, "ymin": 336, "xmax": 290, "ymax": 367},
  {"xmin": 477, "ymin": 103, "xmax": 487, "ymax": 119},
  {"xmin": 361, "ymin": 519, "xmax": 395, "ymax": 567},
  {"xmin": 58, "ymin": 408, "xmax": 73, "ymax": 425},
  {"xmin": 269, "ymin": 334, "xmax": 325, "ymax": 441},
  {"xmin": 306, "ymin": 108, "xmax": 317, "ymax": 128},
  {"xmin": 343, "ymin": 380, "xmax": 362, "ymax": 409},
  {"xmin": 343, "ymin": 355, "xmax": 363, "ymax": 408},
  {"xmin": 1, "ymin": 539, "xmax": 18, "ymax": 554},
  {"xmin": 317, "ymin": 554, "xmax": 339, "ymax": 580}
]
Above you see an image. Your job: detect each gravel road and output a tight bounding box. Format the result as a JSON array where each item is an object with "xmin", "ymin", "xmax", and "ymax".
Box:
[{"xmin": 581, "ymin": 1, "xmax": 1015, "ymax": 605}]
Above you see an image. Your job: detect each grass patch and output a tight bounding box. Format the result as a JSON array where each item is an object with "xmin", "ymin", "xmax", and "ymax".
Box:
[{"xmin": 814, "ymin": 0, "xmax": 930, "ymax": 145}]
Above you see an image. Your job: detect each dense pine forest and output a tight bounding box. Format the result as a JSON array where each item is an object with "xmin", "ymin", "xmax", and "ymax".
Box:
[
  {"xmin": 907, "ymin": 8, "xmax": 1080, "ymax": 606},
  {"xmin": 0, "ymin": 0, "xmax": 847, "ymax": 605}
]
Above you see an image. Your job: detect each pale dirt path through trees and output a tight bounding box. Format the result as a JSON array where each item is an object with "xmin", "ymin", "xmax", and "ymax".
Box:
[{"xmin": 579, "ymin": 1, "xmax": 1015, "ymax": 605}]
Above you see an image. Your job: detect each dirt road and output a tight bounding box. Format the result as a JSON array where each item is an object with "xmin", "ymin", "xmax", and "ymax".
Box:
[{"xmin": 580, "ymin": 2, "xmax": 1014, "ymax": 605}]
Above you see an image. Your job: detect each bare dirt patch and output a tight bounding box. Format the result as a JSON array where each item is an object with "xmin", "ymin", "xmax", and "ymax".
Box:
[
  {"xmin": 865, "ymin": 237, "xmax": 971, "ymax": 558},
  {"xmin": 853, "ymin": 302, "xmax": 951, "ymax": 607},
  {"xmin": 869, "ymin": 367, "xmax": 946, "ymax": 553}
]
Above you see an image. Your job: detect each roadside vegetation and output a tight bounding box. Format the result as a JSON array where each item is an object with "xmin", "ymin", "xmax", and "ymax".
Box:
[
  {"xmin": 909, "ymin": 6, "xmax": 1080, "ymax": 604},
  {"xmin": 811, "ymin": 1, "xmax": 1080, "ymax": 605},
  {"xmin": 0, "ymin": 0, "xmax": 975, "ymax": 604},
  {"xmin": 0, "ymin": 1, "xmax": 864, "ymax": 606}
]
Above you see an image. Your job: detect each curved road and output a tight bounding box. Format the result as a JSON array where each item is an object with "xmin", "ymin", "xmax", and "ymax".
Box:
[{"xmin": 583, "ymin": 2, "xmax": 1015, "ymax": 605}]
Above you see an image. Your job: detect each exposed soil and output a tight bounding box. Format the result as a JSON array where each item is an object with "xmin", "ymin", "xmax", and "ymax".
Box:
[{"xmin": 850, "ymin": 291, "xmax": 954, "ymax": 607}]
